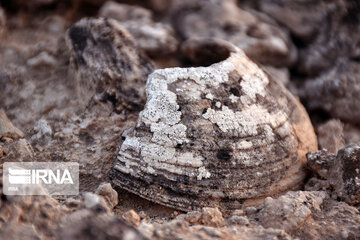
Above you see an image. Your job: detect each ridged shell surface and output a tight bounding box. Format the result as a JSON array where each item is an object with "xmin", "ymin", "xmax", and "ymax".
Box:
[{"xmin": 110, "ymin": 44, "xmax": 317, "ymax": 211}]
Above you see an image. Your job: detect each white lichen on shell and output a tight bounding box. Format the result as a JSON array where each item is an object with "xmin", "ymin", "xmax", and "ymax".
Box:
[{"xmin": 110, "ymin": 40, "xmax": 317, "ymax": 211}]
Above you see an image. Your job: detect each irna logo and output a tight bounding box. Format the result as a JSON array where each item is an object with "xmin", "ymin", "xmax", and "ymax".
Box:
[
  {"xmin": 3, "ymin": 162, "xmax": 79, "ymax": 195},
  {"xmin": 8, "ymin": 168, "xmax": 74, "ymax": 185}
]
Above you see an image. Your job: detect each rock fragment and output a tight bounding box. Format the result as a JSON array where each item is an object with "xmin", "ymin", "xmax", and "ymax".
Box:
[
  {"xmin": 306, "ymin": 144, "xmax": 360, "ymax": 205},
  {"xmin": 257, "ymin": 191, "xmax": 327, "ymax": 231},
  {"xmin": 0, "ymin": 109, "xmax": 24, "ymax": 139},
  {"xmin": 169, "ymin": 0, "xmax": 296, "ymax": 67},
  {"xmin": 122, "ymin": 209, "xmax": 141, "ymax": 226},
  {"xmin": 58, "ymin": 210, "xmax": 146, "ymax": 240},
  {"xmin": 99, "ymin": 1, "xmax": 178, "ymax": 57},
  {"xmin": 65, "ymin": 17, "xmax": 154, "ymax": 112},
  {"xmin": 95, "ymin": 182, "xmax": 118, "ymax": 209},
  {"xmin": 303, "ymin": 61, "xmax": 360, "ymax": 124},
  {"xmin": 316, "ymin": 119, "xmax": 344, "ymax": 153}
]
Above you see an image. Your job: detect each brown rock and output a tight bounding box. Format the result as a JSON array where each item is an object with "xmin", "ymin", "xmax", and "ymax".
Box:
[
  {"xmin": 0, "ymin": 109, "xmax": 24, "ymax": 139},
  {"xmin": 99, "ymin": 1, "xmax": 178, "ymax": 57},
  {"xmin": 178, "ymin": 207, "xmax": 225, "ymax": 227},
  {"xmin": 306, "ymin": 144, "xmax": 360, "ymax": 205},
  {"xmin": 95, "ymin": 182, "xmax": 118, "ymax": 209},
  {"xmin": 257, "ymin": 191, "xmax": 327, "ymax": 231},
  {"xmin": 65, "ymin": 17, "xmax": 154, "ymax": 112},
  {"xmin": 169, "ymin": 0, "xmax": 296, "ymax": 67},
  {"xmin": 58, "ymin": 210, "xmax": 146, "ymax": 240},
  {"xmin": 316, "ymin": 119, "xmax": 344, "ymax": 153},
  {"xmin": 122, "ymin": 209, "xmax": 141, "ymax": 226},
  {"xmin": 304, "ymin": 61, "xmax": 360, "ymax": 124}
]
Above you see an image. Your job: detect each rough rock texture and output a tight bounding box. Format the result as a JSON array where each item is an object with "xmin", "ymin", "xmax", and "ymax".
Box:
[
  {"xmin": 316, "ymin": 119, "xmax": 344, "ymax": 153},
  {"xmin": 96, "ymin": 182, "xmax": 119, "ymax": 209},
  {"xmin": 1, "ymin": 1, "xmax": 360, "ymax": 239},
  {"xmin": 257, "ymin": 191, "xmax": 327, "ymax": 231},
  {"xmin": 65, "ymin": 17, "xmax": 154, "ymax": 112},
  {"xmin": 306, "ymin": 145, "xmax": 360, "ymax": 205},
  {"xmin": 254, "ymin": 0, "xmax": 360, "ymax": 75},
  {"xmin": 122, "ymin": 209, "xmax": 141, "ymax": 226},
  {"xmin": 99, "ymin": 1, "xmax": 178, "ymax": 57},
  {"xmin": 57, "ymin": 211, "xmax": 147, "ymax": 240},
  {"xmin": 303, "ymin": 61, "xmax": 360, "ymax": 124},
  {"xmin": 0, "ymin": 179, "xmax": 66, "ymax": 239},
  {"xmin": 0, "ymin": 109, "xmax": 33, "ymax": 162},
  {"xmin": 169, "ymin": 0, "xmax": 296, "ymax": 67},
  {"xmin": 110, "ymin": 40, "xmax": 317, "ymax": 211},
  {"xmin": 0, "ymin": 109, "xmax": 24, "ymax": 139}
]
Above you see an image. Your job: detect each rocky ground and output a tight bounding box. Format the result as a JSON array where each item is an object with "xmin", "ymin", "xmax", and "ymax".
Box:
[{"xmin": 0, "ymin": 0, "xmax": 360, "ymax": 239}]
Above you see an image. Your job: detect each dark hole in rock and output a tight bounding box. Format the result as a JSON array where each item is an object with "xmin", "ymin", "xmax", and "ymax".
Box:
[
  {"xmin": 229, "ymin": 87, "xmax": 240, "ymax": 96},
  {"xmin": 182, "ymin": 39, "xmax": 233, "ymax": 67},
  {"xmin": 68, "ymin": 26, "xmax": 89, "ymax": 52},
  {"xmin": 217, "ymin": 149, "xmax": 231, "ymax": 160}
]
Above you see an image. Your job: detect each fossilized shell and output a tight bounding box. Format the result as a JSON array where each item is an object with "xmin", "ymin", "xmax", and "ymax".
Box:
[
  {"xmin": 109, "ymin": 39, "xmax": 317, "ymax": 211},
  {"xmin": 65, "ymin": 18, "xmax": 154, "ymax": 112}
]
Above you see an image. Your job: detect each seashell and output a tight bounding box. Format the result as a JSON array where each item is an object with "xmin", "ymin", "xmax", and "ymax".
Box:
[
  {"xmin": 109, "ymin": 39, "xmax": 317, "ymax": 211},
  {"xmin": 65, "ymin": 18, "xmax": 154, "ymax": 112}
]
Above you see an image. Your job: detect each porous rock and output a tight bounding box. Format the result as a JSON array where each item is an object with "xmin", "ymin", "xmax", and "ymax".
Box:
[
  {"xmin": 65, "ymin": 17, "xmax": 154, "ymax": 112},
  {"xmin": 169, "ymin": 0, "xmax": 296, "ymax": 67},
  {"xmin": 306, "ymin": 144, "xmax": 360, "ymax": 205},
  {"xmin": 110, "ymin": 39, "xmax": 317, "ymax": 211},
  {"xmin": 99, "ymin": 1, "xmax": 178, "ymax": 57}
]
